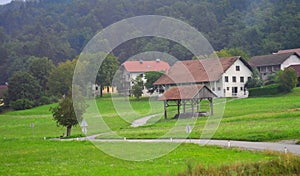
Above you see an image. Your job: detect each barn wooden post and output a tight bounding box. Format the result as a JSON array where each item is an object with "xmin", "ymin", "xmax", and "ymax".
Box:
[
  {"xmin": 164, "ymin": 100, "xmax": 167, "ymax": 119},
  {"xmin": 191, "ymin": 99, "xmax": 194, "ymax": 115},
  {"xmin": 177, "ymin": 100, "xmax": 181, "ymax": 116},
  {"xmin": 196, "ymin": 99, "xmax": 200, "ymax": 112},
  {"xmin": 183, "ymin": 100, "xmax": 186, "ymax": 113},
  {"xmin": 209, "ymin": 98, "xmax": 214, "ymax": 115}
]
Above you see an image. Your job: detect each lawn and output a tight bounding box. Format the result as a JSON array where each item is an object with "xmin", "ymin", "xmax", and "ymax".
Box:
[
  {"xmin": 1, "ymin": 89, "xmax": 300, "ymax": 175},
  {"xmin": 113, "ymin": 88, "xmax": 300, "ymax": 141},
  {"xmin": 0, "ymin": 108, "xmax": 274, "ymax": 175}
]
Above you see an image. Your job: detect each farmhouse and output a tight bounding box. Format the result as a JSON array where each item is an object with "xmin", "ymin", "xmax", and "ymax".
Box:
[
  {"xmin": 154, "ymin": 56, "xmax": 252, "ymax": 98},
  {"xmin": 276, "ymin": 48, "xmax": 300, "ymax": 56},
  {"xmin": 249, "ymin": 52, "xmax": 300, "ymax": 81},
  {"xmin": 120, "ymin": 59, "xmax": 170, "ymax": 96}
]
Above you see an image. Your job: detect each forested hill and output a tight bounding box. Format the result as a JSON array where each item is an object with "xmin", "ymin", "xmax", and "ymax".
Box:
[{"xmin": 0, "ymin": 0, "xmax": 299, "ymax": 84}]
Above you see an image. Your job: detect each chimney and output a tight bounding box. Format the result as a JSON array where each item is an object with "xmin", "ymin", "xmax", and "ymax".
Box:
[
  {"xmin": 156, "ymin": 59, "xmax": 160, "ymax": 62},
  {"xmin": 139, "ymin": 59, "xmax": 143, "ymax": 64}
]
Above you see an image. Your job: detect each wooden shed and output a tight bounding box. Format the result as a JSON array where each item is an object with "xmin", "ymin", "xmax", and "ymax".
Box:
[{"xmin": 158, "ymin": 85, "xmax": 217, "ymax": 119}]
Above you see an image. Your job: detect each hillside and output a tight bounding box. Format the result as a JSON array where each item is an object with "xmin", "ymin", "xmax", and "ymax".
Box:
[{"xmin": 0, "ymin": 0, "xmax": 299, "ymax": 84}]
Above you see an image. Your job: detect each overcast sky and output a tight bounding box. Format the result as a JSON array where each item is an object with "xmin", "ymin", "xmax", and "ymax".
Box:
[{"xmin": 0, "ymin": 0, "xmax": 12, "ymax": 5}]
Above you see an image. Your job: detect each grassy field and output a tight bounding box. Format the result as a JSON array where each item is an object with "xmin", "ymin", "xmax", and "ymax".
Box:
[
  {"xmin": 0, "ymin": 107, "xmax": 274, "ymax": 175},
  {"xmin": 1, "ymin": 89, "xmax": 300, "ymax": 175},
  {"xmin": 113, "ymin": 88, "xmax": 300, "ymax": 141}
]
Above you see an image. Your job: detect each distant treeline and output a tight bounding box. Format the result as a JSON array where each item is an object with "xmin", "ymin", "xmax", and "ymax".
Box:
[{"xmin": 0, "ymin": 0, "xmax": 299, "ymax": 84}]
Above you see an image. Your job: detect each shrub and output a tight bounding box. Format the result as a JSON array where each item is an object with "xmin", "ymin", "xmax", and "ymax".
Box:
[
  {"xmin": 249, "ymin": 84, "xmax": 280, "ymax": 97},
  {"xmin": 39, "ymin": 96, "xmax": 51, "ymax": 105},
  {"xmin": 10, "ymin": 99, "xmax": 34, "ymax": 110},
  {"xmin": 278, "ymin": 67, "xmax": 298, "ymax": 92}
]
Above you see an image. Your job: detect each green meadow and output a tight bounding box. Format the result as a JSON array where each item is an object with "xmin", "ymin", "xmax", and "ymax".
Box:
[{"xmin": 1, "ymin": 88, "xmax": 300, "ymax": 175}]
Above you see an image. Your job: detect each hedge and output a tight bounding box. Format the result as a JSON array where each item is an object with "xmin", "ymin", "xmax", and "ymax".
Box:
[{"xmin": 248, "ymin": 84, "xmax": 280, "ymax": 97}]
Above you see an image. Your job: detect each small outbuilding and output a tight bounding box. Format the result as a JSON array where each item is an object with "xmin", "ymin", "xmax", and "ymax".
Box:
[{"xmin": 158, "ymin": 85, "xmax": 217, "ymax": 119}]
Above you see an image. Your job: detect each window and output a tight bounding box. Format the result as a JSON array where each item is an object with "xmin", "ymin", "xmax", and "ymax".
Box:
[
  {"xmin": 212, "ymin": 87, "xmax": 215, "ymax": 91},
  {"xmin": 232, "ymin": 76, "xmax": 236, "ymax": 82},
  {"xmin": 226, "ymin": 87, "xmax": 230, "ymax": 91},
  {"xmin": 236, "ymin": 66, "xmax": 240, "ymax": 71},
  {"xmin": 217, "ymin": 87, "xmax": 221, "ymax": 91},
  {"xmin": 225, "ymin": 76, "xmax": 228, "ymax": 82},
  {"xmin": 240, "ymin": 77, "xmax": 244, "ymax": 83},
  {"xmin": 240, "ymin": 87, "xmax": 243, "ymax": 91}
]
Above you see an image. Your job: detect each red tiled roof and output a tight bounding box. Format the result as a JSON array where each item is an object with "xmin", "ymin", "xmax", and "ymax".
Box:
[
  {"xmin": 158, "ymin": 85, "xmax": 217, "ymax": 101},
  {"xmin": 249, "ymin": 52, "xmax": 299, "ymax": 67},
  {"xmin": 154, "ymin": 56, "xmax": 248, "ymax": 85},
  {"xmin": 277, "ymin": 48, "xmax": 300, "ymax": 56},
  {"xmin": 288, "ymin": 64, "xmax": 300, "ymax": 77},
  {"xmin": 122, "ymin": 60, "xmax": 170, "ymax": 73},
  {"xmin": 0, "ymin": 85, "xmax": 8, "ymax": 97}
]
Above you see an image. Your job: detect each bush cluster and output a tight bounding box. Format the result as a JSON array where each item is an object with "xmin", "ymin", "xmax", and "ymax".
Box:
[{"xmin": 248, "ymin": 84, "xmax": 280, "ymax": 97}]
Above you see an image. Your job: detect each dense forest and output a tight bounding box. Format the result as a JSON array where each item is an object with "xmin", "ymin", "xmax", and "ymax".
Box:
[{"xmin": 0, "ymin": 0, "xmax": 299, "ymax": 84}]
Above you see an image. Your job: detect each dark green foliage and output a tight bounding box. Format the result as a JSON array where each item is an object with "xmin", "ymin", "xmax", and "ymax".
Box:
[
  {"xmin": 38, "ymin": 96, "xmax": 51, "ymax": 105},
  {"xmin": 144, "ymin": 71, "xmax": 164, "ymax": 93},
  {"xmin": 28, "ymin": 56, "xmax": 55, "ymax": 95},
  {"xmin": 0, "ymin": 0, "xmax": 300, "ymax": 84},
  {"xmin": 10, "ymin": 99, "xmax": 34, "ymax": 110},
  {"xmin": 249, "ymin": 84, "xmax": 280, "ymax": 97},
  {"xmin": 50, "ymin": 93, "xmax": 87, "ymax": 136},
  {"xmin": 96, "ymin": 54, "xmax": 120, "ymax": 96},
  {"xmin": 277, "ymin": 68, "xmax": 298, "ymax": 92},
  {"xmin": 245, "ymin": 68, "xmax": 263, "ymax": 89},
  {"xmin": 131, "ymin": 76, "xmax": 144, "ymax": 99},
  {"xmin": 47, "ymin": 59, "xmax": 76, "ymax": 97},
  {"xmin": 8, "ymin": 71, "xmax": 41, "ymax": 102}
]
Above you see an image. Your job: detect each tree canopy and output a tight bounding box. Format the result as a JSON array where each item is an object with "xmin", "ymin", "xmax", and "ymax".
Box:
[{"xmin": 0, "ymin": 0, "xmax": 300, "ymax": 84}]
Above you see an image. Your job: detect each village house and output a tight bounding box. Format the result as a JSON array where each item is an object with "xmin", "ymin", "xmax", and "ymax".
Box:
[
  {"xmin": 120, "ymin": 59, "xmax": 170, "ymax": 96},
  {"xmin": 275, "ymin": 48, "xmax": 300, "ymax": 56},
  {"xmin": 248, "ymin": 52, "xmax": 300, "ymax": 81},
  {"xmin": 154, "ymin": 56, "xmax": 252, "ymax": 98}
]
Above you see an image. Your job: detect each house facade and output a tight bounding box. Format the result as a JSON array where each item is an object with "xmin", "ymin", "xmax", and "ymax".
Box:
[
  {"xmin": 120, "ymin": 59, "xmax": 170, "ymax": 96},
  {"xmin": 154, "ymin": 56, "xmax": 253, "ymax": 98},
  {"xmin": 249, "ymin": 52, "xmax": 300, "ymax": 81}
]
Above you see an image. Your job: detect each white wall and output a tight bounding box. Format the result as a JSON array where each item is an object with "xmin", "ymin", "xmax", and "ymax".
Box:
[
  {"xmin": 222, "ymin": 59, "xmax": 252, "ymax": 97},
  {"xmin": 281, "ymin": 55, "xmax": 300, "ymax": 69}
]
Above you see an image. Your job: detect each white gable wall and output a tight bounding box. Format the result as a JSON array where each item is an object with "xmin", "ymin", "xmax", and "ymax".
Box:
[
  {"xmin": 281, "ymin": 55, "xmax": 300, "ymax": 69},
  {"xmin": 222, "ymin": 59, "xmax": 252, "ymax": 97}
]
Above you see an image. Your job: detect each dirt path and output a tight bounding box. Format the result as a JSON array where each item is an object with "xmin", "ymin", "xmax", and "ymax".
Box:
[
  {"xmin": 130, "ymin": 114, "xmax": 160, "ymax": 127},
  {"xmin": 65, "ymin": 136, "xmax": 300, "ymax": 156}
]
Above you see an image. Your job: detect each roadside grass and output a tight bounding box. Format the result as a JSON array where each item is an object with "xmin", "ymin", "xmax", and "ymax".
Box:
[{"xmin": 178, "ymin": 153, "xmax": 300, "ymax": 176}]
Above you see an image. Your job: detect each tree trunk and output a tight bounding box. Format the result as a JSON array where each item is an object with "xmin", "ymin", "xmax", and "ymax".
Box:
[
  {"xmin": 66, "ymin": 125, "xmax": 72, "ymax": 137},
  {"xmin": 107, "ymin": 86, "xmax": 109, "ymax": 93},
  {"xmin": 100, "ymin": 85, "xmax": 103, "ymax": 97}
]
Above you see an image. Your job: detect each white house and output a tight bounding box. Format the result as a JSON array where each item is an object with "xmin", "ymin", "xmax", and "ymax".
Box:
[
  {"xmin": 154, "ymin": 56, "xmax": 253, "ymax": 98},
  {"xmin": 249, "ymin": 52, "xmax": 300, "ymax": 81},
  {"xmin": 120, "ymin": 59, "xmax": 170, "ymax": 96}
]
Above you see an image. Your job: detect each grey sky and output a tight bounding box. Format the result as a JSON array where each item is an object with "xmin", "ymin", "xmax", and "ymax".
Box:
[{"xmin": 0, "ymin": 0, "xmax": 12, "ymax": 5}]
